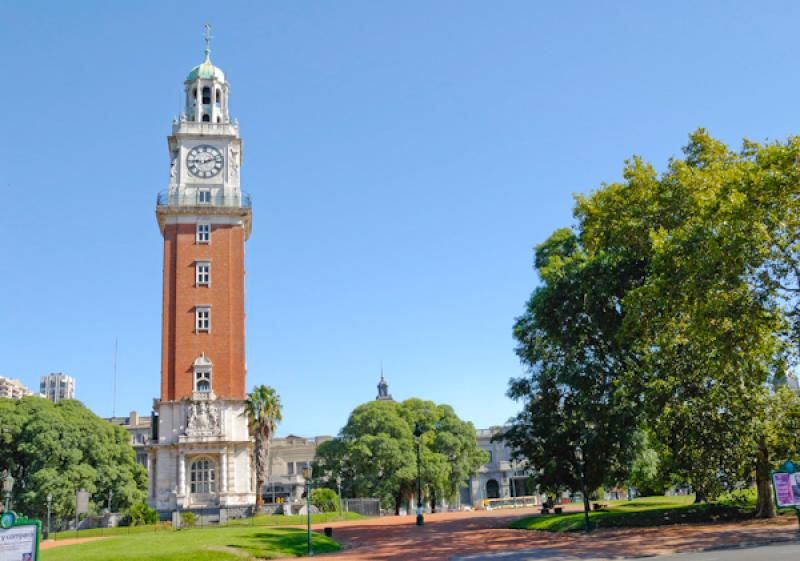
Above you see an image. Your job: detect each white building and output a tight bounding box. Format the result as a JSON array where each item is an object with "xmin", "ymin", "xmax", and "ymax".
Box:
[
  {"xmin": 0, "ymin": 376, "xmax": 33, "ymax": 400},
  {"xmin": 39, "ymin": 372, "xmax": 75, "ymax": 403},
  {"xmin": 461, "ymin": 426, "xmax": 532, "ymax": 506},
  {"xmin": 107, "ymin": 411, "xmax": 152, "ymax": 468},
  {"xmin": 264, "ymin": 435, "xmax": 332, "ymax": 504}
]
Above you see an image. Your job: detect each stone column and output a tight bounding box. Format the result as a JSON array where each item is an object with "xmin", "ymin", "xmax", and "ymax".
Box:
[
  {"xmin": 220, "ymin": 448, "xmax": 228, "ymax": 493},
  {"xmin": 195, "ymin": 84, "xmax": 202, "ymax": 121},
  {"xmin": 178, "ymin": 452, "xmax": 186, "ymax": 499},
  {"xmin": 148, "ymin": 453, "xmax": 156, "ymax": 500}
]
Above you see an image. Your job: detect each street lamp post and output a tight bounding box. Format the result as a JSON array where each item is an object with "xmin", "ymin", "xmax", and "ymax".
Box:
[
  {"xmin": 336, "ymin": 477, "xmax": 343, "ymax": 516},
  {"xmin": 414, "ymin": 422, "xmax": 424, "ymax": 526},
  {"xmin": 2, "ymin": 470, "xmax": 14, "ymax": 513},
  {"xmin": 575, "ymin": 446, "xmax": 591, "ymax": 533},
  {"xmin": 47, "ymin": 493, "xmax": 53, "ymax": 539},
  {"xmin": 302, "ymin": 466, "xmax": 313, "ymax": 556}
]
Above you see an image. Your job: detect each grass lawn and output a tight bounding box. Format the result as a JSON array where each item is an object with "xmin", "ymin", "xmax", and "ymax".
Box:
[
  {"xmin": 51, "ymin": 512, "xmax": 365, "ymax": 540},
  {"xmin": 42, "ymin": 526, "xmax": 340, "ymax": 561},
  {"xmin": 510, "ymin": 495, "xmax": 770, "ymax": 532}
]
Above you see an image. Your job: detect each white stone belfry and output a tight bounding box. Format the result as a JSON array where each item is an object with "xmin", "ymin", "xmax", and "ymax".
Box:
[{"xmin": 147, "ymin": 26, "xmax": 255, "ymax": 514}]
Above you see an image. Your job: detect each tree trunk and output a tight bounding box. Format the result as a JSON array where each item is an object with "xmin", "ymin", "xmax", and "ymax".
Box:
[
  {"xmin": 431, "ymin": 489, "xmax": 437, "ymax": 514},
  {"xmin": 755, "ymin": 437, "xmax": 776, "ymax": 518},
  {"xmin": 694, "ymin": 488, "xmax": 706, "ymax": 503},
  {"xmin": 394, "ymin": 491, "xmax": 402, "ymax": 516},
  {"xmin": 253, "ymin": 427, "xmax": 269, "ymax": 509}
]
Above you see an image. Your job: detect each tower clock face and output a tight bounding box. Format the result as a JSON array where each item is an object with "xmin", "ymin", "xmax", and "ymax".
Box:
[{"xmin": 187, "ymin": 145, "xmax": 224, "ymax": 178}]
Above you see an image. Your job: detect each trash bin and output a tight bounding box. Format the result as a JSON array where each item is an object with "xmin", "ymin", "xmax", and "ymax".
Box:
[{"xmin": 324, "ymin": 527, "xmax": 333, "ymax": 537}]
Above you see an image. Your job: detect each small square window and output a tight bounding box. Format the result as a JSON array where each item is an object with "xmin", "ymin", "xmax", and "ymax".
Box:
[
  {"xmin": 196, "ymin": 224, "xmax": 210, "ymax": 243},
  {"xmin": 196, "ymin": 307, "xmax": 210, "ymax": 332},
  {"xmin": 196, "ymin": 262, "xmax": 210, "ymax": 286},
  {"xmin": 198, "ymin": 189, "xmax": 211, "ymax": 204}
]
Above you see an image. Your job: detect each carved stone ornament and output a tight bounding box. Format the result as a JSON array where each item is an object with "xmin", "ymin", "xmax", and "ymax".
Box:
[{"xmin": 186, "ymin": 400, "xmax": 222, "ymax": 437}]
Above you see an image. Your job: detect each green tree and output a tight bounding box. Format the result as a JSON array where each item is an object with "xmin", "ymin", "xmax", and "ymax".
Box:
[
  {"xmin": 0, "ymin": 396, "xmax": 147, "ymax": 520},
  {"xmin": 242, "ymin": 385, "xmax": 282, "ymax": 509},
  {"xmin": 504, "ymin": 227, "xmax": 643, "ymax": 502},
  {"xmin": 315, "ymin": 399, "xmax": 486, "ymax": 514},
  {"xmin": 310, "ymin": 487, "xmax": 340, "ymax": 513},
  {"xmin": 516, "ymin": 129, "xmax": 800, "ymax": 514}
]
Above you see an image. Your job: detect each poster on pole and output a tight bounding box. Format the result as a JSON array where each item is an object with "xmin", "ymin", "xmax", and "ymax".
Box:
[
  {"xmin": 772, "ymin": 461, "xmax": 800, "ymax": 508},
  {"xmin": 0, "ymin": 522, "xmax": 39, "ymax": 561}
]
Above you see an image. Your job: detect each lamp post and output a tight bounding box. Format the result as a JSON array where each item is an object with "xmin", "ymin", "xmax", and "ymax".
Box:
[
  {"xmin": 47, "ymin": 493, "xmax": 53, "ymax": 539},
  {"xmin": 302, "ymin": 465, "xmax": 313, "ymax": 556},
  {"xmin": 2, "ymin": 470, "xmax": 14, "ymax": 513},
  {"xmin": 575, "ymin": 446, "xmax": 591, "ymax": 533},
  {"xmin": 413, "ymin": 422, "xmax": 424, "ymax": 526}
]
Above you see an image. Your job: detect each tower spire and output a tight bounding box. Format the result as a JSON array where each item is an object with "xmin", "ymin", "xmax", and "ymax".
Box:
[{"xmin": 204, "ymin": 23, "xmax": 212, "ymax": 62}]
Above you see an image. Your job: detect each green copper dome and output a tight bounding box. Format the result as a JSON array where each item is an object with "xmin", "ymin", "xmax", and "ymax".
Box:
[{"xmin": 186, "ymin": 57, "xmax": 225, "ymax": 82}]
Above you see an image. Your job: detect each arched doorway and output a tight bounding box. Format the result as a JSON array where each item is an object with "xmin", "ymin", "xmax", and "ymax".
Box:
[{"xmin": 486, "ymin": 479, "xmax": 499, "ymax": 499}]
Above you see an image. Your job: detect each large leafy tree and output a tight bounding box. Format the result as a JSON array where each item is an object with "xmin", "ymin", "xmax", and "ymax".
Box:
[
  {"xmin": 243, "ymin": 385, "xmax": 282, "ymax": 509},
  {"xmin": 510, "ymin": 129, "xmax": 800, "ymax": 515},
  {"xmin": 315, "ymin": 399, "xmax": 486, "ymax": 514},
  {"xmin": 504, "ymin": 228, "xmax": 643, "ymax": 500},
  {"xmin": 0, "ymin": 396, "xmax": 147, "ymax": 519}
]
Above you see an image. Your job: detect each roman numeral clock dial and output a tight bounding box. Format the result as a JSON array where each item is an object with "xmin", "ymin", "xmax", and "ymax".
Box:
[{"xmin": 187, "ymin": 145, "xmax": 224, "ymax": 178}]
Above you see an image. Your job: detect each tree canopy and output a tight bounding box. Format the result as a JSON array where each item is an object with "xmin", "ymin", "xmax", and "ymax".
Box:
[
  {"xmin": 315, "ymin": 399, "xmax": 487, "ymax": 513},
  {"xmin": 507, "ymin": 129, "xmax": 800, "ymax": 514},
  {"xmin": 0, "ymin": 396, "xmax": 147, "ymax": 519}
]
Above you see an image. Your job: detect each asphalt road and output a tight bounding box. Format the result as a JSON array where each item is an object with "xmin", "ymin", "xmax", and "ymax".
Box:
[{"xmin": 455, "ymin": 541, "xmax": 800, "ymax": 561}]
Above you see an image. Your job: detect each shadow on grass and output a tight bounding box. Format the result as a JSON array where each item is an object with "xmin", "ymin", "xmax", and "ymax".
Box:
[
  {"xmin": 230, "ymin": 528, "xmax": 340, "ymax": 558},
  {"xmin": 511, "ymin": 501, "xmax": 755, "ymax": 533}
]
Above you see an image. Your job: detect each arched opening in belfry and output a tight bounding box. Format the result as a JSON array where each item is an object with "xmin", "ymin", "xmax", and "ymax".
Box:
[
  {"xmin": 215, "ymin": 88, "xmax": 222, "ymax": 104},
  {"xmin": 486, "ymin": 479, "xmax": 499, "ymax": 499},
  {"xmin": 202, "ymin": 86, "xmax": 211, "ymax": 105},
  {"xmin": 202, "ymin": 113, "xmax": 211, "ymax": 122}
]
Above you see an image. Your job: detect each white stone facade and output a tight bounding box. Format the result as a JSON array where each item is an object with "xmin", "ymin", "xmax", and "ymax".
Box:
[
  {"xmin": 149, "ymin": 394, "xmax": 254, "ymax": 510},
  {"xmin": 461, "ymin": 427, "xmax": 532, "ymax": 506}
]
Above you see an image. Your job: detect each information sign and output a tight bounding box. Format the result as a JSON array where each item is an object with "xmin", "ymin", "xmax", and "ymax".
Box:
[
  {"xmin": 772, "ymin": 460, "xmax": 800, "ymax": 510},
  {"xmin": 0, "ymin": 521, "xmax": 39, "ymax": 561}
]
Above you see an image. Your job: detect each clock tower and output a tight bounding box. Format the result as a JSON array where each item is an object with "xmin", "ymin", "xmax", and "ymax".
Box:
[{"xmin": 148, "ymin": 27, "xmax": 256, "ymax": 514}]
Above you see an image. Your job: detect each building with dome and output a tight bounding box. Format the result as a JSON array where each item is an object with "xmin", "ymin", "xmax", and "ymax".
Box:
[{"xmin": 146, "ymin": 27, "xmax": 255, "ymax": 515}]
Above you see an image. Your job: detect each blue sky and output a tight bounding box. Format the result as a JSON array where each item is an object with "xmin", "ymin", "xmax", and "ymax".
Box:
[{"xmin": 2, "ymin": 1, "xmax": 799, "ymax": 436}]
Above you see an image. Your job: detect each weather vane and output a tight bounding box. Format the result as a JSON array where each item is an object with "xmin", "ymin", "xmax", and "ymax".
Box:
[{"xmin": 204, "ymin": 23, "xmax": 213, "ymax": 61}]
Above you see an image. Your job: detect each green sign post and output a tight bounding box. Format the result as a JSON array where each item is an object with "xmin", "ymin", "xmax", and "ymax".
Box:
[
  {"xmin": 0, "ymin": 511, "xmax": 41, "ymax": 561},
  {"xmin": 771, "ymin": 460, "xmax": 800, "ymax": 530}
]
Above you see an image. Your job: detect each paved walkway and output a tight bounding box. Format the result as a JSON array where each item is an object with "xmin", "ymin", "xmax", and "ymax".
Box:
[{"xmin": 309, "ymin": 509, "xmax": 800, "ymax": 561}]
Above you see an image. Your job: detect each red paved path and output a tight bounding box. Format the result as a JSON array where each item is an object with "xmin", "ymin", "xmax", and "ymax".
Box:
[{"xmin": 306, "ymin": 508, "xmax": 800, "ymax": 561}]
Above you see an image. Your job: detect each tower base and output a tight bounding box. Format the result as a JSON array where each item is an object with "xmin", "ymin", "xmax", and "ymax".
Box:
[{"xmin": 147, "ymin": 395, "xmax": 255, "ymax": 512}]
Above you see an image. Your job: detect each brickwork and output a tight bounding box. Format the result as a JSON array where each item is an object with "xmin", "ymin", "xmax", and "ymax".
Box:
[{"xmin": 160, "ymin": 221, "xmax": 246, "ymax": 401}]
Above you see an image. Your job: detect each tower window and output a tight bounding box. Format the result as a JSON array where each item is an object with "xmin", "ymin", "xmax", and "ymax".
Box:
[
  {"xmin": 202, "ymin": 113, "xmax": 211, "ymax": 122},
  {"xmin": 195, "ymin": 369, "xmax": 211, "ymax": 392},
  {"xmin": 196, "ymin": 223, "xmax": 210, "ymax": 243},
  {"xmin": 202, "ymin": 87, "xmax": 211, "ymax": 104},
  {"xmin": 215, "ymin": 88, "xmax": 221, "ymax": 103},
  {"xmin": 196, "ymin": 261, "xmax": 210, "ymax": 286},
  {"xmin": 196, "ymin": 307, "xmax": 211, "ymax": 332},
  {"xmin": 198, "ymin": 189, "xmax": 211, "ymax": 204},
  {"xmin": 216, "ymin": 116, "xmax": 221, "ymax": 123},
  {"xmin": 189, "ymin": 458, "xmax": 216, "ymax": 493}
]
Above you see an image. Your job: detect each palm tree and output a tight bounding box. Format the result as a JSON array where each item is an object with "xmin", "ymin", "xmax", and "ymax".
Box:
[{"xmin": 243, "ymin": 385, "xmax": 282, "ymax": 509}]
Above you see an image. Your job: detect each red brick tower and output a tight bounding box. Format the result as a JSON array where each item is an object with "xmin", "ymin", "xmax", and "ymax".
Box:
[{"xmin": 148, "ymin": 27, "xmax": 256, "ymax": 513}]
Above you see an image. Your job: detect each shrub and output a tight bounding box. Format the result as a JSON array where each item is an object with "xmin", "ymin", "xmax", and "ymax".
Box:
[
  {"xmin": 180, "ymin": 511, "xmax": 197, "ymax": 528},
  {"xmin": 128, "ymin": 502, "xmax": 158, "ymax": 526},
  {"xmin": 311, "ymin": 488, "xmax": 341, "ymax": 513}
]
